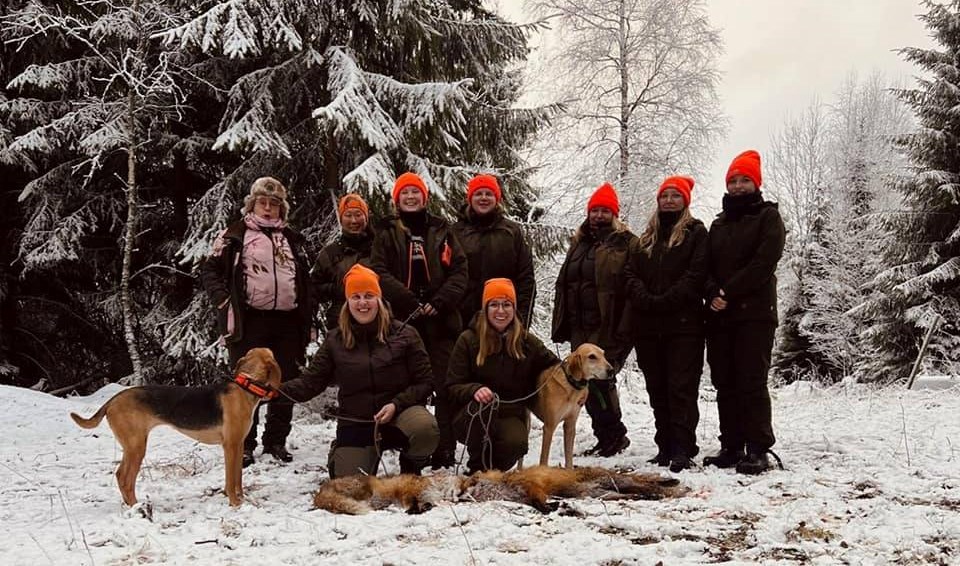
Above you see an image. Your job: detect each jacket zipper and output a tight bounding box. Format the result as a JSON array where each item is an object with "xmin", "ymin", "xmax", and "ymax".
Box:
[{"xmin": 269, "ymin": 231, "xmax": 279, "ymax": 310}]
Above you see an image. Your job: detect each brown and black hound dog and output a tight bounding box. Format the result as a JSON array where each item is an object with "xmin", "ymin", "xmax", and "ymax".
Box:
[{"xmin": 70, "ymin": 347, "xmax": 281, "ymax": 507}]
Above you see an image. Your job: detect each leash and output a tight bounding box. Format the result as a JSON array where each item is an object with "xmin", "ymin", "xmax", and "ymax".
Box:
[
  {"xmin": 456, "ymin": 378, "xmax": 553, "ymax": 473},
  {"xmin": 394, "ymin": 304, "xmax": 424, "ymax": 335},
  {"xmin": 233, "ymin": 375, "xmax": 391, "ymax": 475}
]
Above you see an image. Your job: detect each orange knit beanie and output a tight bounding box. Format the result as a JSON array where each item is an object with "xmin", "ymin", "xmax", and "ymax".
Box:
[
  {"xmin": 467, "ymin": 174, "xmax": 502, "ymax": 203},
  {"xmin": 392, "ymin": 172, "xmax": 429, "ymax": 203},
  {"xmin": 658, "ymin": 175, "xmax": 695, "ymax": 206},
  {"xmin": 587, "ymin": 182, "xmax": 620, "ymax": 216},
  {"xmin": 482, "ymin": 278, "xmax": 517, "ymax": 307},
  {"xmin": 343, "ymin": 264, "xmax": 381, "ymax": 298},
  {"xmin": 338, "ymin": 193, "xmax": 369, "ymax": 220},
  {"xmin": 725, "ymin": 150, "xmax": 762, "ymax": 189}
]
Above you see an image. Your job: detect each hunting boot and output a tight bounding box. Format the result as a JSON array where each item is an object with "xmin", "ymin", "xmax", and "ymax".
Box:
[
  {"xmin": 702, "ymin": 446, "xmax": 744, "ymax": 468},
  {"xmin": 398, "ymin": 453, "xmax": 425, "ymax": 476},
  {"xmin": 735, "ymin": 446, "xmax": 771, "ymax": 475},
  {"xmin": 598, "ymin": 435, "xmax": 631, "ymax": 457},
  {"xmin": 264, "ymin": 444, "xmax": 293, "ymax": 463},
  {"xmin": 669, "ymin": 452, "xmax": 693, "ymax": 473},
  {"xmin": 647, "ymin": 452, "xmax": 671, "ymax": 466}
]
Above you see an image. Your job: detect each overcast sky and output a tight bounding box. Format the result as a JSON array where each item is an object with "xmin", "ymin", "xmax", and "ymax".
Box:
[{"xmin": 496, "ymin": 0, "xmax": 935, "ymax": 214}]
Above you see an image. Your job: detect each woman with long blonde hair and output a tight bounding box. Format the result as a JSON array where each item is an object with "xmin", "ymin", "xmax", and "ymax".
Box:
[
  {"xmin": 447, "ymin": 278, "xmax": 558, "ymax": 472},
  {"xmin": 625, "ymin": 175, "xmax": 708, "ymax": 473},
  {"xmin": 281, "ymin": 264, "xmax": 439, "ymax": 478}
]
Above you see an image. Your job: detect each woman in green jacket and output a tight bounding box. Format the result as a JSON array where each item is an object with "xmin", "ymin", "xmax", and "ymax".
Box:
[
  {"xmin": 281, "ymin": 264, "xmax": 439, "ymax": 478},
  {"xmin": 447, "ymin": 278, "xmax": 559, "ymax": 472}
]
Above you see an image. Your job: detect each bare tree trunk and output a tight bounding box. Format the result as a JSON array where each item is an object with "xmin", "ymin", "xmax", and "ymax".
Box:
[
  {"xmin": 120, "ymin": 86, "xmax": 143, "ymax": 385},
  {"xmin": 120, "ymin": 0, "xmax": 144, "ymax": 385},
  {"xmin": 618, "ymin": 0, "xmax": 629, "ymax": 183}
]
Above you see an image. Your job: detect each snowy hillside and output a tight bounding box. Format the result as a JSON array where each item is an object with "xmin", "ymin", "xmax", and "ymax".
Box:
[{"xmin": 2, "ymin": 374, "xmax": 958, "ymax": 565}]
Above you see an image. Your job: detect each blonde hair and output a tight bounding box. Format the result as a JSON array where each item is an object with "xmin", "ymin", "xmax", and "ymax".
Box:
[
  {"xmin": 338, "ymin": 297, "xmax": 391, "ymax": 349},
  {"xmin": 475, "ymin": 311, "xmax": 526, "ymax": 367},
  {"xmin": 636, "ymin": 207, "xmax": 695, "ymax": 256}
]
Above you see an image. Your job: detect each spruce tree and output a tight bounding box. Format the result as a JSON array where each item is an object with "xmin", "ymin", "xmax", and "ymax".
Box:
[
  {"xmin": 164, "ymin": 0, "xmax": 559, "ymax": 360},
  {"xmin": 859, "ymin": 0, "xmax": 960, "ymax": 382},
  {"xmin": 0, "ymin": 0, "xmax": 209, "ymax": 387}
]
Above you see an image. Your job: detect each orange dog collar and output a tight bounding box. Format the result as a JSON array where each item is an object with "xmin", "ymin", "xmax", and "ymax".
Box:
[{"xmin": 233, "ymin": 373, "xmax": 279, "ymax": 400}]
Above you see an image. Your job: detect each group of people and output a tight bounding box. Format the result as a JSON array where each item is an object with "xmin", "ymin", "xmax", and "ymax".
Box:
[{"xmin": 200, "ymin": 149, "xmax": 785, "ymax": 479}]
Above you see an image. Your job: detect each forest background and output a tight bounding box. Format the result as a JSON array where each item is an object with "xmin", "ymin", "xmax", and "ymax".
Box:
[{"xmin": 0, "ymin": 0, "xmax": 957, "ymax": 393}]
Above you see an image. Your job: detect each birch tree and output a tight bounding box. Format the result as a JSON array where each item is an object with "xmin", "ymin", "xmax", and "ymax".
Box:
[{"xmin": 528, "ymin": 0, "xmax": 724, "ymax": 225}]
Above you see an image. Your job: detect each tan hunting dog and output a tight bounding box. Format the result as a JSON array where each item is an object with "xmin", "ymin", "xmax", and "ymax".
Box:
[
  {"xmin": 313, "ymin": 465, "xmax": 686, "ymax": 515},
  {"xmin": 529, "ymin": 343, "xmax": 613, "ymax": 469},
  {"xmin": 69, "ymin": 347, "xmax": 281, "ymax": 507}
]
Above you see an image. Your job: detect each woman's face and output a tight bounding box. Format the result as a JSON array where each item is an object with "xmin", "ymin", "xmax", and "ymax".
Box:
[
  {"xmin": 397, "ymin": 186, "xmax": 425, "ymax": 212},
  {"xmin": 588, "ymin": 206, "xmax": 614, "ymax": 228},
  {"xmin": 254, "ymin": 196, "xmax": 283, "ymax": 221},
  {"xmin": 348, "ymin": 292, "xmax": 379, "ymax": 324},
  {"xmin": 340, "ymin": 209, "xmax": 367, "ymax": 235},
  {"xmin": 658, "ymin": 188, "xmax": 685, "ymax": 212},
  {"xmin": 727, "ymin": 174, "xmax": 758, "ymax": 195},
  {"xmin": 486, "ymin": 299, "xmax": 515, "ymax": 333},
  {"xmin": 470, "ymin": 188, "xmax": 498, "ymax": 216}
]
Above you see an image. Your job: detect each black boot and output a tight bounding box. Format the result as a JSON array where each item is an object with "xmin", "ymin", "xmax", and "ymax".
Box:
[
  {"xmin": 598, "ymin": 435, "xmax": 631, "ymax": 457},
  {"xmin": 242, "ymin": 448, "xmax": 255, "ymax": 468},
  {"xmin": 399, "ymin": 454, "xmax": 424, "ymax": 476},
  {"xmin": 646, "ymin": 452, "xmax": 670, "ymax": 466},
  {"xmin": 736, "ymin": 449, "xmax": 771, "ymax": 475},
  {"xmin": 264, "ymin": 444, "xmax": 293, "ymax": 463},
  {"xmin": 703, "ymin": 447, "xmax": 744, "ymax": 468},
  {"xmin": 430, "ymin": 448, "xmax": 455, "ymax": 470},
  {"xmin": 669, "ymin": 452, "xmax": 693, "ymax": 473}
]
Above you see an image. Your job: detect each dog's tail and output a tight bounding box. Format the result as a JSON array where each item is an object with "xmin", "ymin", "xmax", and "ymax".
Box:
[{"xmin": 70, "ymin": 403, "xmax": 109, "ymax": 429}]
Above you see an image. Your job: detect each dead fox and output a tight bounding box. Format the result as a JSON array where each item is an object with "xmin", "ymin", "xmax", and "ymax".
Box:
[{"xmin": 314, "ymin": 465, "xmax": 686, "ymax": 515}]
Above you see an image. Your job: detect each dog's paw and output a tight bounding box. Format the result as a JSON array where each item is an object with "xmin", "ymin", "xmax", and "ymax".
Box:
[{"xmin": 124, "ymin": 501, "xmax": 154, "ymax": 522}]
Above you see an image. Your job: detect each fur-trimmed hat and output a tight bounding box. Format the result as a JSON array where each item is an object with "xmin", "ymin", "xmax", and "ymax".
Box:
[{"xmin": 243, "ymin": 177, "xmax": 290, "ymax": 219}]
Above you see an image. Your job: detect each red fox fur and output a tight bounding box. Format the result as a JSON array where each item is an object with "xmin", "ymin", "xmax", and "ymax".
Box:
[{"xmin": 314, "ymin": 465, "xmax": 687, "ymax": 515}]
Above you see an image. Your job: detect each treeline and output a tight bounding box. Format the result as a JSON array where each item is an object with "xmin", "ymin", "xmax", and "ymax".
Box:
[
  {"xmin": 0, "ymin": 0, "xmax": 559, "ymax": 390},
  {"xmin": 770, "ymin": 1, "xmax": 960, "ymax": 384}
]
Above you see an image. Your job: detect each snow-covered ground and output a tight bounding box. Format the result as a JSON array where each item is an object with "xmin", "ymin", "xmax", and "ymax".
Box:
[{"xmin": 2, "ymin": 373, "xmax": 958, "ymax": 565}]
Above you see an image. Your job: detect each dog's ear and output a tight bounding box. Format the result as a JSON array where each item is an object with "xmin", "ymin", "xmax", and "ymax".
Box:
[
  {"xmin": 567, "ymin": 349, "xmax": 583, "ymax": 377},
  {"xmin": 597, "ymin": 347, "xmax": 613, "ymax": 371},
  {"xmin": 233, "ymin": 353, "xmax": 248, "ymax": 374},
  {"xmin": 266, "ymin": 351, "xmax": 282, "ymax": 385}
]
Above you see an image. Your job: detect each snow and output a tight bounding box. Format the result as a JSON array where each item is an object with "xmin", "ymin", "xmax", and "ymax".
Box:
[{"xmin": 2, "ymin": 375, "xmax": 958, "ymax": 565}]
